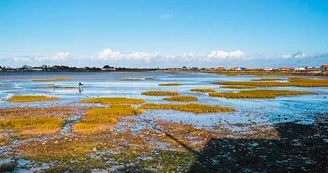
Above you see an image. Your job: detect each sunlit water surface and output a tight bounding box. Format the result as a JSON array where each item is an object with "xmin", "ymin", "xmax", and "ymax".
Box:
[{"xmin": 0, "ymin": 72, "xmax": 327, "ymax": 128}]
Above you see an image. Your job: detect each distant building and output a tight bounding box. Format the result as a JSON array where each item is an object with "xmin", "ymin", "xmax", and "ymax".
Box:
[
  {"xmin": 217, "ymin": 66, "xmax": 224, "ymax": 70},
  {"xmin": 321, "ymin": 64, "xmax": 328, "ymax": 71},
  {"xmin": 295, "ymin": 67, "xmax": 305, "ymax": 71},
  {"xmin": 234, "ymin": 67, "xmax": 241, "ymax": 71},
  {"xmin": 32, "ymin": 67, "xmax": 43, "ymax": 71},
  {"xmin": 263, "ymin": 67, "xmax": 273, "ymax": 71},
  {"xmin": 279, "ymin": 67, "xmax": 289, "ymax": 71},
  {"xmin": 101, "ymin": 68, "xmax": 116, "ymax": 71}
]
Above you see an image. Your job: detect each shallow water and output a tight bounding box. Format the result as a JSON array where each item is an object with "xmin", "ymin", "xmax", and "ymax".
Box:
[{"xmin": 0, "ymin": 72, "xmax": 327, "ymax": 127}]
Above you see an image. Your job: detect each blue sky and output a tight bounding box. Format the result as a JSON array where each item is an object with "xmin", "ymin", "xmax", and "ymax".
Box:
[{"xmin": 0, "ymin": 0, "xmax": 327, "ymax": 67}]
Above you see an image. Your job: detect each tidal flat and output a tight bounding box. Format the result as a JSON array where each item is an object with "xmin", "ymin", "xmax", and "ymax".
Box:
[{"xmin": 0, "ymin": 72, "xmax": 327, "ymax": 172}]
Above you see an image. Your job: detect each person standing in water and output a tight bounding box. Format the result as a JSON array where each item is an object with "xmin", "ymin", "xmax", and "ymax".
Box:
[{"xmin": 78, "ymin": 82, "xmax": 83, "ymax": 93}]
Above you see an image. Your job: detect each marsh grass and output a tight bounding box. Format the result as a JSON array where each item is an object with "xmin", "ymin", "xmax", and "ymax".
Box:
[
  {"xmin": 159, "ymin": 83, "xmax": 183, "ymax": 86},
  {"xmin": 212, "ymin": 78, "xmax": 328, "ymax": 87},
  {"xmin": 251, "ymin": 78, "xmax": 283, "ymax": 81},
  {"xmin": 79, "ymin": 97, "xmax": 145, "ymax": 104},
  {"xmin": 145, "ymin": 77, "xmax": 155, "ymax": 80},
  {"xmin": 72, "ymin": 122, "xmax": 114, "ymax": 135},
  {"xmin": 141, "ymin": 91, "xmax": 179, "ymax": 96},
  {"xmin": 73, "ymin": 107, "xmax": 143, "ymax": 134},
  {"xmin": 190, "ymin": 88, "xmax": 216, "ymax": 93},
  {"xmin": 121, "ymin": 78, "xmax": 141, "ymax": 81},
  {"xmin": 32, "ymin": 77, "xmax": 71, "ymax": 82},
  {"xmin": 83, "ymin": 107, "xmax": 143, "ymax": 123},
  {"xmin": 0, "ymin": 106, "xmax": 90, "ymax": 119},
  {"xmin": 219, "ymin": 85, "xmax": 257, "ymax": 89},
  {"xmin": 16, "ymin": 130, "xmax": 154, "ymax": 162},
  {"xmin": 140, "ymin": 103, "xmax": 236, "ymax": 113},
  {"xmin": 209, "ymin": 89, "xmax": 313, "ymax": 99},
  {"xmin": 0, "ymin": 117, "xmax": 64, "ymax": 134},
  {"xmin": 163, "ymin": 96, "xmax": 198, "ymax": 102},
  {"xmin": 6, "ymin": 95, "xmax": 59, "ymax": 102}
]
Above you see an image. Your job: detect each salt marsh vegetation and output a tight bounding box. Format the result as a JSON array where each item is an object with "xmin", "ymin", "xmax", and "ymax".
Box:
[
  {"xmin": 209, "ymin": 90, "xmax": 314, "ymax": 99},
  {"xmin": 79, "ymin": 97, "xmax": 145, "ymax": 104},
  {"xmin": 32, "ymin": 77, "xmax": 71, "ymax": 82},
  {"xmin": 5, "ymin": 95, "xmax": 59, "ymax": 102},
  {"xmin": 140, "ymin": 103, "xmax": 236, "ymax": 113},
  {"xmin": 141, "ymin": 91, "xmax": 180, "ymax": 96},
  {"xmin": 251, "ymin": 78, "xmax": 283, "ymax": 81},
  {"xmin": 213, "ymin": 77, "xmax": 328, "ymax": 87},
  {"xmin": 121, "ymin": 78, "xmax": 141, "ymax": 81},
  {"xmin": 0, "ymin": 117, "xmax": 64, "ymax": 135},
  {"xmin": 190, "ymin": 88, "xmax": 216, "ymax": 92},
  {"xmin": 219, "ymin": 85, "xmax": 257, "ymax": 89},
  {"xmin": 163, "ymin": 96, "xmax": 198, "ymax": 102}
]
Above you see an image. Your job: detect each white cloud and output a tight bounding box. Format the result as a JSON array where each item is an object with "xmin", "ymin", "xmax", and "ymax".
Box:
[
  {"xmin": 2, "ymin": 48, "xmax": 250, "ymax": 68},
  {"xmin": 97, "ymin": 49, "xmax": 160, "ymax": 63},
  {"xmin": 54, "ymin": 52, "xmax": 70, "ymax": 60},
  {"xmin": 207, "ymin": 50, "xmax": 245, "ymax": 59},
  {"xmin": 98, "ymin": 49, "xmax": 121, "ymax": 60},
  {"xmin": 183, "ymin": 52, "xmax": 195, "ymax": 57},
  {"xmin": 282, "ymin": 51, "xmax": 306, "ymax": 58},
  {"xmin": 161, "ymin": 14, "xmax": 173, "ymax": 19},
  {"xmin": 282, "ymin": 55, "xmax": 291, "ymax": 58}
]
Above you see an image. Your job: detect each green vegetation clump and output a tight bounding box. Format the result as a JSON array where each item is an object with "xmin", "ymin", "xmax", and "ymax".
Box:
[
  {"xmin": 140, "ymin": 103, "xmax": 236, "ymax": 113},
  {"xmin": 79, "ymin": 97, "xmax": 145, "ymax": 104},
  {"xmin": 190, "ymin": 88, "xmax": 216, "ymax": 93},
  {"xmin": 220, "ymin": 85, "xmax": 257, "ymax": 89},
  {"xmin": 32, "ymin": 77, "xmax": 71, "ymax": 82},
  {"xmin": 121, "ymin": 78, "xmax": 141, "ymax": 81},
  {"xmin": 209, "ymin": 90, "xmax": 314, "ymax": 99},
  {"xmin": 251, "ymin": 78, "xmax": 283, "ymax": 81},
  {"xmin": 163, "ymin": 96, "xmax": 198, "ymax": 102},
  {"xmin": 145, "ymin": 77, "xmax": 155, "ymax": 80},
  {"xmin": 73, "ymin": 107, "xmax": 143, "ymax": 134},
  {"xmin": 212, "ymin": 77, "xmax": 328, "ymax": 87},
  {"xmin": 0, "ymin": 117, "xmax": 64, "ymax": 130},
  {"xmin": 6, "ymin": 95, "xmax": 59, "ymax": 102},
  {"xmin": 159, "ymin": 83, "xmax": 183, "ymax": 86},
  {"xmin": 83, "ymin": 107, "xmax": 143, "ymax": 123},
  {"xmin": 141, "ymin": 91, "xmax": 179, "ymax": 96}
]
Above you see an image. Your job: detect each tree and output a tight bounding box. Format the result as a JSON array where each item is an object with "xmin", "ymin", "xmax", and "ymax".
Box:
[{"xmin": 103, "ymin": 65, "xmax": 111, "ymax": 68}]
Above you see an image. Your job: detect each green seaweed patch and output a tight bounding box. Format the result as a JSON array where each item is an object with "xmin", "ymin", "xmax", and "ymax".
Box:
[{"xmin": 140, "ymin": 103, "xmax": 236, "ymax": 113}]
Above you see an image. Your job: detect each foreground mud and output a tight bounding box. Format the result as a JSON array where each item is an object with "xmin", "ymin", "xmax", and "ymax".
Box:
[{"xmin": 1, "ymin": 106, "xmax": 327, "ymax": 172}]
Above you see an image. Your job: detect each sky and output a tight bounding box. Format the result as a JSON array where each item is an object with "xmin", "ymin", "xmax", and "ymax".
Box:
[{"xmin": 0, "ymin": 0, "xmax": 327, "ymax": 68}]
